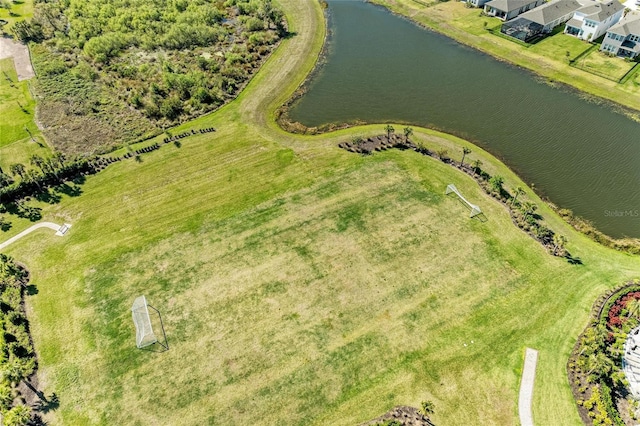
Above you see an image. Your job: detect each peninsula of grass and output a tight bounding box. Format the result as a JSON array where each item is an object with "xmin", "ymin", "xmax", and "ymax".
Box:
[
  {"xmin": 0, "ymin": 1, "xmax": 638, "ymax": 425},
  {"xmin": 370, "ymin": 0, "xmax": 640, "ymax": 115}
]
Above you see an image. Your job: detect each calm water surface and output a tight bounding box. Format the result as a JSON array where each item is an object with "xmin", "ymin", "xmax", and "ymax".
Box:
[{"xmin": 290, "ymin": 0, "xmax": 640, "ymax": 238}]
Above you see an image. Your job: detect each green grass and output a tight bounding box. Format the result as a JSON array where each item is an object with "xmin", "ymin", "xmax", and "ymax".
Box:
[
  {"xmin": 0, "ymin": 58, "xmax": 49, "ymax": 169},
  {"xmin": 0, "ymin": 0, "xmax": 33, "ymax": 29},
  {"xmin": 529, "ymin": 32, "xmax": 592, "ymax": 62},
  {"xmin": 574, "ymin": 48, "xmax": 637, "ymax": 81},
  {"xmin": 0, "ymin": 1, "xmax": 638, "ymax": 425}
]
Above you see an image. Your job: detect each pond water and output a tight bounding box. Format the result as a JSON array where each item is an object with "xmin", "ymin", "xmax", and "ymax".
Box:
[{"xmin": 289, "ymin": 0, "xmax": 640, "ymax": 238}]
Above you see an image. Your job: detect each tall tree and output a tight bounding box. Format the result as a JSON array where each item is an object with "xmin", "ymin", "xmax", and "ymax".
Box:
[
  {"xmin": 8, "ymin": 164, "xmax": 25, "ymax": 180},
  {"xmin": 472, "ymin": 159, "xmax": 482, "ymax": 175},
  {"xmin": 403, "ymin": 127, "xmax": 413, "ymax": 142},
  {"xmin": 511, "ymin": 186, "xmax": 525, "ymax": 206},
  {"xmin": 385, "ymin": 124, "xmax": 395, "ymax": 143},
  {"xmin": 522, "ymin": 201, "xmax": 538, "ymax": 220},
  {"xmin": 461, "ymin": 147, "xmax": 471, "ymax": 166},
  {"xmin": 489, "ymin": 175, "xmax": 504, "ymax": 193},
  {"xmin": 29, "ymin": 155, "xmax": 45, "ymax": 174}
]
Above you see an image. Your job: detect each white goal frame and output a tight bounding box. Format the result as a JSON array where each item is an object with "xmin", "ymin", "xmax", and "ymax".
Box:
[
  {"xmin": 131, "ymin": 296, "xmax": 168, "ymax": 350},
  {"xmin": 445, "ymin": 184, "xmax": 482, "ymax": 218}
]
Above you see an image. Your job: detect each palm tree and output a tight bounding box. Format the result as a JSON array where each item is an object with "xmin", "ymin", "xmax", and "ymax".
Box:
[
  {"xmin": 384, "ymin": 124, "xmax": 395, "ymax": 143},
  {"xmin": 552, "ymin": 234, "xmax": 567, "ymax": 256},
  {"xmin": 585, "ymin": 352, "xmax": 613, "ymax": 380},
  {"xmin": 472, "ymin": 159, "xmax": 482, "ymax": 175},
  {"xmin": 29, "ymin": 154, "xmax": 45, "ymax": 174},
  {"xmin": 628, "ymin": 298, "xmax": 640, "ymax": 319},
  {"xmin": 403, "ymin": 126, "xmax": 413, "ymax": 142},
  {"xmin": 522, "ymin": 201, "xmax": 538, "ymax": 220},
  {"xmin": 461, "ymin": 147, "xmax": 471, "ymax": 166},
  {"xmin": 420, "ymin": 400, "xmax": 435, "ymax": 417},
  {"xmin": 9, "ymin": 163, "xmax": 25, "ymax": 180},
  {"xmin": 511, "ymin": 186, "xmax": 525, "ymax": 206},
  {"xmin": 489, "ymin": 175, "xmax": 504, "ymax": 193},
  {"xmin": 3, "ymin": 404, "xmax": 31, "ymax": 426}
]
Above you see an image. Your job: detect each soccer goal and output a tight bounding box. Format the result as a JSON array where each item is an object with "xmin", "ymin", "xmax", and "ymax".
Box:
[
  {"xmin": 131, "ymin": 296, "xmax": 168, "ymax": 350},
  {"xmin": 445, "ymin": 184, "xmax": 482, "ymax": 218}
]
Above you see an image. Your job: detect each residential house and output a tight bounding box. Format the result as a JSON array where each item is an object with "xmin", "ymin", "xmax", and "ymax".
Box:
[
  {"xmin": 468, "ymin": 0, "xmax": 492, "ymax": 9},
  {"xmin": 601, "ymin": 14, "xmax": 640, "ymax": 57},
  {"xmin": 484, "ymin": 0, "xmax": 546, "ymax": 21},
  {"xmin": 500, "ymin": 0, "xmax": 583, "ymax": 41},
  {"xmin": 564, "ymin": 0, "xmax": 624, "ymax": 42}
]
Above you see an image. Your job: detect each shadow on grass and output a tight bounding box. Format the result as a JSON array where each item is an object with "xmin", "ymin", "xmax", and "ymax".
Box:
[
  {"xmin": 54, "ymin": 182, "xmax": 82, "ymax": 198},
  {"xmin": 34, "ymin": 189, "xmax": 62, "ymax": 205}
]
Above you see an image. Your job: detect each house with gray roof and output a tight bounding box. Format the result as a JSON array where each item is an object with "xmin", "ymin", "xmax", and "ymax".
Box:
[
  {"xmin": 500, "ymin": 0, "xmax": 584, "ymax": 41},
  {"xmin": 517, "ymin": 0, "xmax": 584, "ymax": 32},
  {"xmin": 564, "ymin": 0, "xmax": 624, "ymax": 42},
  {"xmin": 484, "ymin": 0, "xmax": 546, "ymax": 21},
  {"xmin": 601, "ymin": 13, "xmax": 640, "ymax": 57}
]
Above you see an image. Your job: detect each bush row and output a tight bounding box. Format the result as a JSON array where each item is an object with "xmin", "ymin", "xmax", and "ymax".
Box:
[{"xmin": 0, "ymin": 255, "xmax": 37, "ymax": 425}]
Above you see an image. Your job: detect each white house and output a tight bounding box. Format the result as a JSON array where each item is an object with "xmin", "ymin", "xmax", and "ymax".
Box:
[
  {"xmin": 564, "ymin": 0, "xmax": 625, "ymax": 42},
  {"xmin": 601, "ymin": 13, "xmax": 640, "ymax": 57}
]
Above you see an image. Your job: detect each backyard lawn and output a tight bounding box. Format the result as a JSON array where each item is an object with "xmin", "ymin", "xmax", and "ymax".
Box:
[
  {"xmin": 574, "ymin": 48, "xmax": 638, "ymax": 81},
  {"xmin": 0, "ymin": 0, "xmax": 638, "ymax": 425}
]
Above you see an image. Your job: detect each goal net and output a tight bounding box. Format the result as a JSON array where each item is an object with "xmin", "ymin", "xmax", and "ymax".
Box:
[
  {"xmin": 445, "ymin": 184, "xmax": 482, "ymax": 218},
  {"xmin": 131, "ymin": 296, "xmax": 158, "ymax": 349}
]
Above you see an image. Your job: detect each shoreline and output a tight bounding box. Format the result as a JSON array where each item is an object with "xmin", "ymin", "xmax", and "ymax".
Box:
[
  {"xmin": 368, "ymin": 0, "xmax": 640, "ymax": 116},
  {"xmin": 275, "ymin": 0, "xmax": 640, "ymax": 251}
]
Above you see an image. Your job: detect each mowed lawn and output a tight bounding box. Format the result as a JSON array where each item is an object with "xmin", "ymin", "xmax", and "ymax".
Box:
[
  {"xmin": 0, "ymin": 0, "xmax": 639, "ymax": 425},
  {"xmin": 0, "ymin": 58, "xmax": 49, "ymax": 168}
]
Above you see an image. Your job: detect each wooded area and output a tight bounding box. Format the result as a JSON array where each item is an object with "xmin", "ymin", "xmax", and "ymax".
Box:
[{"xmin": 14, "ymin": 0, "xmax": 285, "ymax": 154}]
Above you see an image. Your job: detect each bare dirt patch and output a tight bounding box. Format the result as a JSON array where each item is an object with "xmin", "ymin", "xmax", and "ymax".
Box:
[{"xmin": 0, "ymin": 36, "xmax": 34, "ymax": 81}]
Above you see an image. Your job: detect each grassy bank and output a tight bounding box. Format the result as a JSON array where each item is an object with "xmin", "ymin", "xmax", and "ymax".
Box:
[
  {"xmin": 370, "ymin": 0, "xmax": 640, "ymax": 114},
  {"xmin": 0, "ymin": 0, "xmax": 638, "ymax": 425}
]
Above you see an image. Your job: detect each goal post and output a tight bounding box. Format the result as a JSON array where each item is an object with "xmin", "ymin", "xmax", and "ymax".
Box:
[
  {"xmin": 445, "ymin": 184, "xmax": 483, "ymax": 218},
  {"xmin": 131, "ymin": 296, "xmax": 168, "ymax": 350}
]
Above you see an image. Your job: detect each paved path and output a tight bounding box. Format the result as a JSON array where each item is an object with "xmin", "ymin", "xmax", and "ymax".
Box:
[
  {"xmin": 519, "ymin": 348, "xmax": 539, "ymax": 426},
  {"xmin": 0, "ymin": 36, "xmax": 35, "ymax": 81},
  {"xmin": 0, "ymin": 222, "xmax": 71, "ymax": 251}
]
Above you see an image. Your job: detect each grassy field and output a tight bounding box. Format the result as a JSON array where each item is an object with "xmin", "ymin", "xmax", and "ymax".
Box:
[
  {"xmin": 0, "ymin": 0, "xmax": 638, "ymax": 425},
  {"xmin": 574, "ymin": 48, "xmax": 638, "ymax": 81},
  {"xmin": 0, "ymin": 58, "xmax": 49, "ymax": 170},
  {"xmin": 0, "ymin": 0, "xmax": 33, "ymax": 29},
  {"xmin": 371, "ymin": 0, "xmax": 640, "ymax": 113}
]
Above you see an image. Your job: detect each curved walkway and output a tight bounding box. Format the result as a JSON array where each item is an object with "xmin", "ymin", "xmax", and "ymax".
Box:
[
  {"xmin": 519, "ymin": 348, "xmax": 539, "ymax": 426},
  {"xmin": 0, "ymin": 222, "xmax": 71, "ymax": 251}
]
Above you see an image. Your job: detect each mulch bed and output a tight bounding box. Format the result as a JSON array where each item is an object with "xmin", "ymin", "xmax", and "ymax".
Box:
[
  {"xmin": 360, "ymin": 405, "xmax": 435, "ymax": 426},
  {"xmin": 338, "ymin": 134, "xmax": 415, "ymax": 154}
]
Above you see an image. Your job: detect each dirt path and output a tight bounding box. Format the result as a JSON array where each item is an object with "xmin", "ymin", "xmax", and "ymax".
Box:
[
  {"xmin": 0, "ymin": 36, "xmax": 35, "ymax": 81},
  {"xmin": 519, "ymin": 348, "xmax": 539, "ymax": 426},
  {"xmin": 0, "ymin": 222, "xmax": 70, "ymax": 251}
]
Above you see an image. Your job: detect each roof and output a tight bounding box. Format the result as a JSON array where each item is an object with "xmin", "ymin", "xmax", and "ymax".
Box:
[
  {"xmin": 485, "ymin": 0, "xmax": 541, "ymax": 13},
  {"xmin": 519, "ymin": 0, "xmax": 583, "ymax": 25},
  {"xmin": 574, "ymin": 0, "xmax": 624, "ymax": 22},
  {"xmin": 608, "ymin": 13, "xmax": 640, "ymax": 36}
]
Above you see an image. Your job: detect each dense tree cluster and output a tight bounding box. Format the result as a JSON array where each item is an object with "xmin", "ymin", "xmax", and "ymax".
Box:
[
  {"xmin": 0, "ymin": 255, "xmax": 36, "ymax": 426},
  {"xmin": 16, "ymin": 0, "xmax": 285, "ymax": 153}
]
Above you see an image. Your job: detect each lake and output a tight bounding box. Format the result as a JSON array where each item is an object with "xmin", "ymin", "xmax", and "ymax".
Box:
[{"xmin": 289, "ymin": 0, "xmax": 640, "ymax": 238}]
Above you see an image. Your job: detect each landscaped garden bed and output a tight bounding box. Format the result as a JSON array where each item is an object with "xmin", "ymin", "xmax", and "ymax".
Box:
[{"xmin": 569, "ymin": 281, "xmax": 640, "ymax": 425}]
